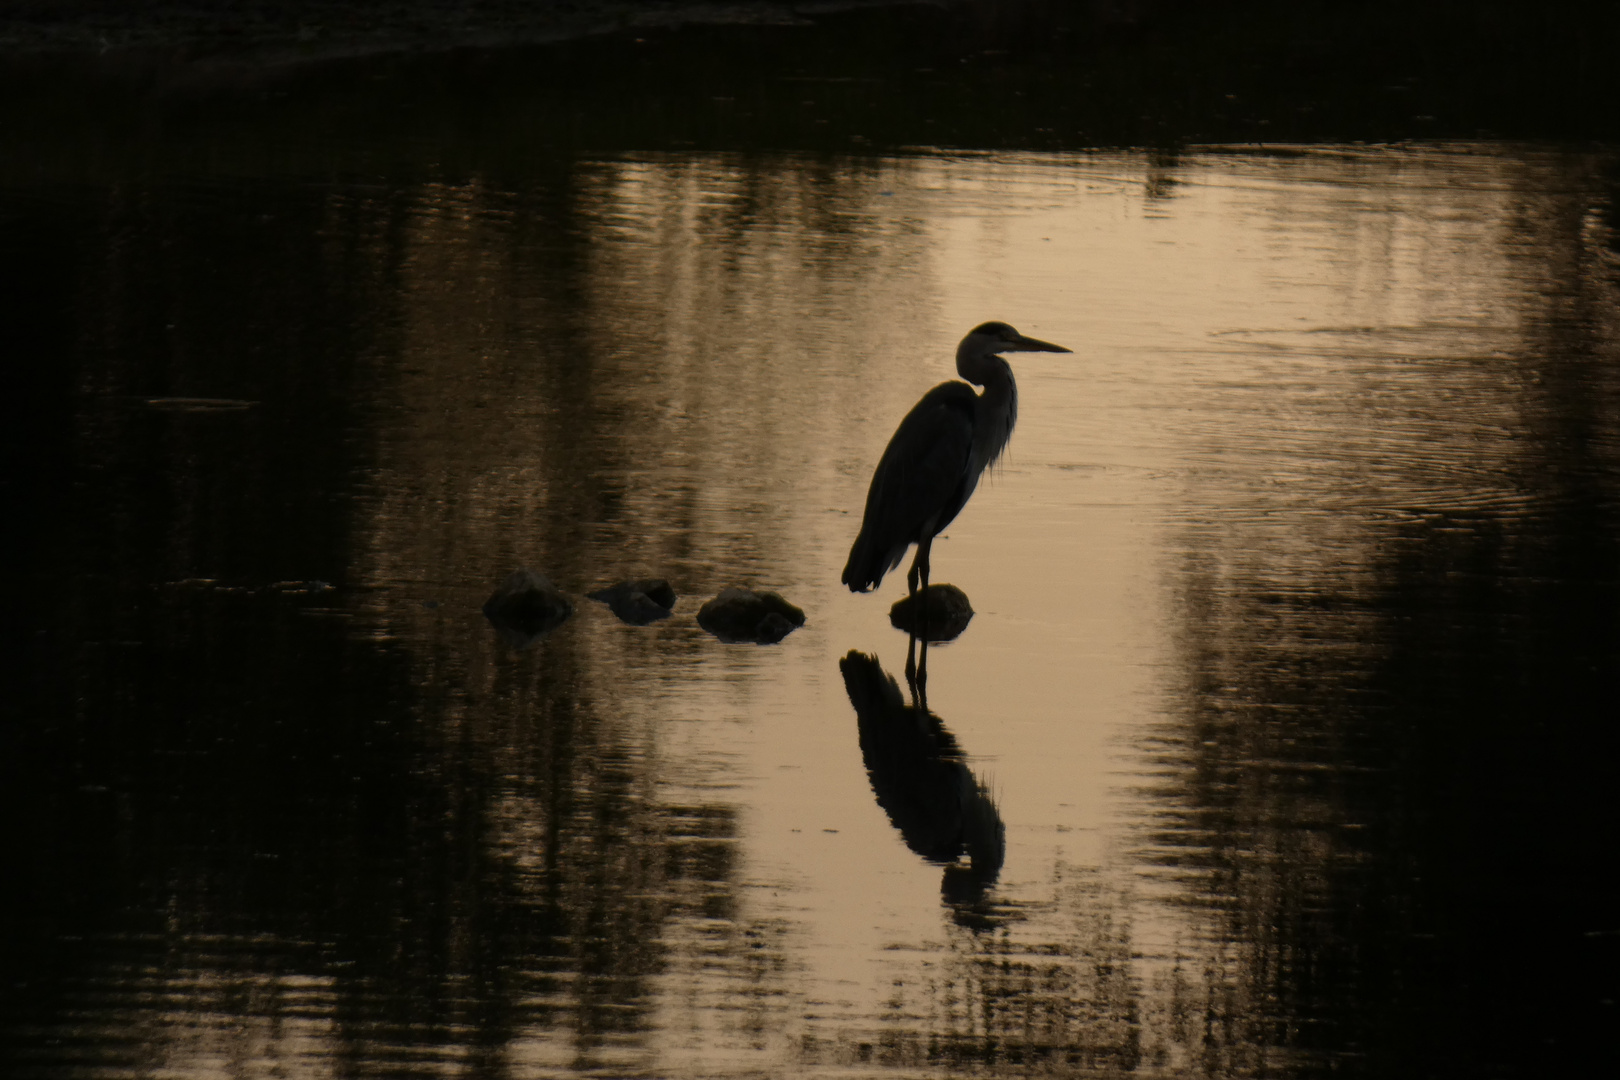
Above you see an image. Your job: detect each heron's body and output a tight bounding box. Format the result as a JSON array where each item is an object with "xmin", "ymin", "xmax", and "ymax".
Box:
[{"xmin": 843, "ymin": 322, "xmax": 1069, "ymax": 595}]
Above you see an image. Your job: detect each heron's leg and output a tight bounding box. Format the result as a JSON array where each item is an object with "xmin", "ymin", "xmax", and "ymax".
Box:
[
  {"xmin": 911, "ymin": 535, "xmax": 934, "ymax": 639},
  {"xmin": 904, "ymin": 631, "xmax": 920, "ymax": 698},
  {"xmin": 916, "ymin": 534, "xmax": 933, "ymax": 595},
  {"xmin": 906, "ymin": 555, "xmax": 920, "ymax": 598},
  {"xmin": 916, "ymin": 636, "xmax": 930, "ymax": 714}
]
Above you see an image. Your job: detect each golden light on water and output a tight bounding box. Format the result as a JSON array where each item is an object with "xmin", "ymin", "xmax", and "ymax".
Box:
[{"xmin": 8, "ymin": 143, "xmax": 1616, "ymax": 1076}]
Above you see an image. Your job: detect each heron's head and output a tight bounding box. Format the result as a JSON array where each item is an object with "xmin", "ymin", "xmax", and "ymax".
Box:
[{"xmin": 963, "ymin": 321, "xmax": 1071, "ymax": 356}]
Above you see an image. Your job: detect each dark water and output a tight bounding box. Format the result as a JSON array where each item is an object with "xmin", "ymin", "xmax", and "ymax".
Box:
[{"xmin": 4, "ymin": 21, "xmax": 1620, "ymax": 1079}]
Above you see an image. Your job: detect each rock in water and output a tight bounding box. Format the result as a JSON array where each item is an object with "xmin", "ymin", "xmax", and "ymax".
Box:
[
  {"xmin": 889, "ymin": 584, "xmax": 974, "ymax": 642},
  {"xmin": 697, "ymin": 587, "xmax": 806, "ymax": 645},
  {"xmin": 587, "ymin": 579, "xmax": 677, "ymax": 626},
  {"xmin": 754, "ymin": 611, "xmax": 797, "ymax": 645},
  {"xmin": 483, "ymin": 569, "xmax": 572, "ymax": 647}
]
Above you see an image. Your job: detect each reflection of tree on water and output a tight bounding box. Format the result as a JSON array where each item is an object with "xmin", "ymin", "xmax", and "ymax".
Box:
[
  {"xmin": 1141, "ymin": 153, "xmax": 1620, "ymax": 1076},
  {"xmin": 0, "ymin": 170, "xmax": 814, "ymax": 1077},
  {"xmin": 839, "ymin": 646, "xmax": 1004, "ymax": 912},
  {"xmin": 795, "ymin": 863, "xmax": 1152, "ymax": 1075},
  {"xmin": 3, "ymin": 573, "xmax": 796, "ymax": 1076}
]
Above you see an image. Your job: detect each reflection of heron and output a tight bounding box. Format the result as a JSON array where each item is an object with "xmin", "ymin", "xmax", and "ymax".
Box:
[
  {"xmin": 843, "ymin": 321, "xmax": 1070, "ymax": 596},
  {"xmin": 839, "ymin": 648, "xmax": 1005, "ymax": 905}
]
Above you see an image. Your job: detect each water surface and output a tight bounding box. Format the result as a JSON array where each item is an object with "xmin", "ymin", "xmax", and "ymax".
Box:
[{"xmin": 5, "ymin": 143, "xmax": 1618, "ymax": 1078}]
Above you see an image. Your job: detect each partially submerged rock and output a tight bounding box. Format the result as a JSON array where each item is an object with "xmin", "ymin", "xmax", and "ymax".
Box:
[
  {"xmin": 483, "ymin": 569, "xmax": 572, "ymax": 647},
  {"xmin": 697, "ymin": 587, "xmax": 806, "ymax": 645},
  {"xmin": 587, "ymin": 579, "xmax": 677, "ymax": 626},
  {"xmin": 889, "ymin": 584, "xmax": 974, "ymax": 642}
]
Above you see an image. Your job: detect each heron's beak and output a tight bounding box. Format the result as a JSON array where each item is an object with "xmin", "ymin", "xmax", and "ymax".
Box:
[{"xmin": 1011, "ymin": 334, "xmax": 1071, "ymax": 354}]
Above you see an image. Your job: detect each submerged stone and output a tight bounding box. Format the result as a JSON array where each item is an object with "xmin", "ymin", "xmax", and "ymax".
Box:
[
  {"xmin": 587, "ymin": 578, "xmax": 677, "ymax": 626},
  {"xmin": 483, "ymin": 568, "xmax": 572, "ymax": 647},
  {"xmin": 697, "ymin": 587, "xmax": 806, "ymax": 645},
  {"xmin": 754, "ymin": 611, "xmax": 797, "ymax": 645},
  {"xmin": 889, "ymin": 584, "xmax": 974, "ymax": 642}
]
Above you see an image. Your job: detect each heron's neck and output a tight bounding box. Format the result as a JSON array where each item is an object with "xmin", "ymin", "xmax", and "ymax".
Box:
[
  {"xmin": 956, "ymin": 342, "xmax": 1013, "ymax": 389},
  {"xmin": 957, "ymin": 347, "xmax": 1018, "ymax": 467}
]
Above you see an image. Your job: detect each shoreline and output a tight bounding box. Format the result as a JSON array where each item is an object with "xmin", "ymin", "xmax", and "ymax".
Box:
[{"xmin": 2, "ymin": 0, "xmax": 934, "ymax": 62}]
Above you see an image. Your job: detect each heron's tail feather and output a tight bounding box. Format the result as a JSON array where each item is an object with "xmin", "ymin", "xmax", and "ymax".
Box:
[{"xmin": 842, "ymin": 527, "xmax": 903, "ymax": 593}]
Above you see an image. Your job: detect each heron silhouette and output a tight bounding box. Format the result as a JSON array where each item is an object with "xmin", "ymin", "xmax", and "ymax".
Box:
[{"xmin": 842, "ymin": 321, "xmax": 1071, "ymax": 595}]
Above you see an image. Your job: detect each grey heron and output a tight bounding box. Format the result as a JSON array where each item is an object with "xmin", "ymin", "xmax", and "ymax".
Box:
[{"xmin": 842, "ymin": 321, "xmax": 1071, "ymax": 595}]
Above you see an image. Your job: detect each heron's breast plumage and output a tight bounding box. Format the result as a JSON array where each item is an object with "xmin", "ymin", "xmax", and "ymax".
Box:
[{"xmin": 968, "ymin": 370, "xmax": 1017, "ymax": 482}]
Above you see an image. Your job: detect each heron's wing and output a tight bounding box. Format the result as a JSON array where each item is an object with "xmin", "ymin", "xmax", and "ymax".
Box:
[
  {"xmin": 869, "ymin": 382, "xmax": 977, "ymax": 535},
  {"xmin": 843, "ymin": 382, "xmax": 976, "ymax": 590}
]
